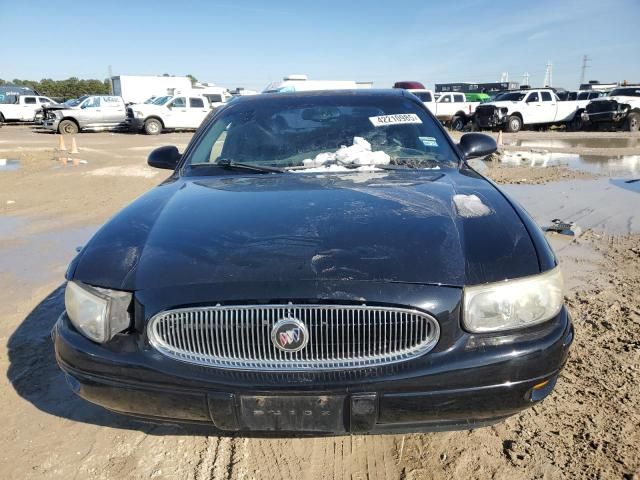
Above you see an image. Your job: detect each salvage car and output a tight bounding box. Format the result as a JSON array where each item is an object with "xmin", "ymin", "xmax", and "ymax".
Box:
[
  {"xmin": 126, "ymin": 94, "xmax": 212, "ymax": 135},
  {"xmin": 54, "ymin": 90, "xmax": 573, "ymax": 434},
  {"xmin": 582, "ymin": 87, "xmax": 640, "ymax": 132},
  {"xmin": 42, "ymin": 95, "xmax": 127, "ymax": 134},
  {"xmin": 475, "ymin": 89, "xmax": 581, "ymax": 132}
]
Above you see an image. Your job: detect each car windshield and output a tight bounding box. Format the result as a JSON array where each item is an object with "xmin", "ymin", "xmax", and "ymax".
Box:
[
  {"xmin": 577, "ymin": 92, "xmax": 590, "ymax": 100},
  {"xmin": 186, "ymin": 94, "xmax": 458, "ymax": 172},
  {"xmin": 64, "ymin": 96, "xmax": 85, "ymax": 107},
  {"xmin": 610, "ymin": 88, "xmax": 640, "ymax": 97},
  {"xmin": 152, "ymin": 95, "xmax": 171, "ymax": 105},
  {"xmin": 498, "ymin": 92, "xmax": 526, "ymax": 101}
]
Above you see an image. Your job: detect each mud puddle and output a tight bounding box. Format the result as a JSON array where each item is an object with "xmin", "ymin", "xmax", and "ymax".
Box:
[
  {"xmin": 503, "ymin": 178, "xmax": 640, "ymax": 235},
  {"xmin": 505, "ymin": 136, "xmax": 640, "ymax": 150},
  {"xmin": 500, "ymin": 150, "xmax": 640, "ymax": 176},
  {"xmin": 0, "ymin": 159, "xmax": 20, "ymax": 172}
]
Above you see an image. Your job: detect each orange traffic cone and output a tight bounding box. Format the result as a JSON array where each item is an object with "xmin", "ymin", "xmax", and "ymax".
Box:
[
  {"xmin": 58, "ymin": 135, "xmax": 67, "ymax": 151},
  {"xmin": 70, "ymin": 136, "xmax": 79, "ymax": 154},
  {"xmin": 497, "ymin": 130, "xmax": 503, "ymax": 146}
]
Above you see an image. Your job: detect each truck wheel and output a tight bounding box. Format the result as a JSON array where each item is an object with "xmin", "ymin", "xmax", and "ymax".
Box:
[
  {"xmin": 451, "ymin": 116, "xmax": 465, "ymax": 131},
  {"xmin": 567, "ymin": 115, "xmax": 583, "ymax": 132},
  {"xmin": 144, "ymin": 118, "xmax": 162, "ymax": 135},
  {"xmin": 625, "ymin": 112, "xmax": 639, "ymax": 132},
  {"xmin": 58, "ymin": 119, "xmax": 79, "ymax": 134},
  {"xmin": 505, "ymin": 115, "xmax": 522, "ymax": 133}
]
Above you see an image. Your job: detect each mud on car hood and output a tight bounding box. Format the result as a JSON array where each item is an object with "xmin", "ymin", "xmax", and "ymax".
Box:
[{"xmin": 70, "ymin": 169, "xmax": 540, "ymax": 290}]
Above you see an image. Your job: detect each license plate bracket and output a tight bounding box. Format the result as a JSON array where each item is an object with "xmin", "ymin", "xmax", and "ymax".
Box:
[{"xmin": 239, "ymin": 395, "xmax": 346, "ymax": 432}]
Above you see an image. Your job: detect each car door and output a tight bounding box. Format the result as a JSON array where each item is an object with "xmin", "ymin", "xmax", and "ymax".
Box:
[
  {"xmin": 164, "ymin": 97, "xmax": 187, "ymax": 128},
  {"xmin": 187, "ymin": 97, "xmax": 210, "ymax": 128},
  {"xmin": 523, "ymin": 92, "xmax": 545, "ymax": 124},
  {"xmin": 436, "ymin": 94, "xmax": 455, "ymax": 118},
  {"xmin": 101, "ymin": 96, "xmax": 127, "ymax": 126},
  {"xmin": 21, "ymin": 96, "xmax": 38, "ymax": 121},
  {"xmin": 77, "ymin": 96, "xmax": 104, "ymax": 127},
  {"xmin": 540, "ymin": 91, "xmax": 563, "ymax": 121}
]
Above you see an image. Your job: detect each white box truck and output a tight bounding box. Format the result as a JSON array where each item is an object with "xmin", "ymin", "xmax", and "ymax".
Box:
[{"xmin": 111, "ymin": 75, "xmax": 193, "ymax": 105}]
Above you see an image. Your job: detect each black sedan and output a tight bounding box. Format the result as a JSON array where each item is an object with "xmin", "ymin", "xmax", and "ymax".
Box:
[{"xmin": 54, "ymin": 90, "xmax": 572, "ymax": 434}]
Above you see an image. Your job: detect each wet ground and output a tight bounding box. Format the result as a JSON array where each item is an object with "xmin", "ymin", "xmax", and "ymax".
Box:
[{"xmin": 1, "ymin": 125, "xmax": 639, "ymax": 479}]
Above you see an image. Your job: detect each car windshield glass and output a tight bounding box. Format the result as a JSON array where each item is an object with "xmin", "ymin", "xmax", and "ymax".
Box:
[
  {"xmin": 577, "ymin": 92, "xmax": 589, "ymax": 100},
  {"xmin": 499, "ymin": 92, "xmax": 526, "ymax": 101},
  {"xmin": 610, "ymin": 88, "xmax": 640, "ymax": 97},
  {"xmin": 152, "ymin": 95, "xmax": 171, "ymax": 105},
  {"xmin": 64, "ymin": 97, "xmax": 85, "ymax": 107},
  {"xmin": 186, "ymin": 94, "xmax": 458, "ymax": 172}
]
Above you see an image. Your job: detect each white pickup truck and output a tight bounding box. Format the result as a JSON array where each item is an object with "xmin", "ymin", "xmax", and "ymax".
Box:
[
  {"xmin": 0, "ymin": 95, "xmax": 57, "ymax": 123},
  {"xmin": 405, "ymin": 90, "xmax": 479, "ymax": 130},
  {"xmin": 126, "ymin": 94, "xmax": 212, "ymax": 134},
  {"xmin": 583, "ymin": 87, "xmax": 640, "ymax": 132},
  {"xmin": 474, "ymin": 89, "xmax": 581, "ymax": 132}
]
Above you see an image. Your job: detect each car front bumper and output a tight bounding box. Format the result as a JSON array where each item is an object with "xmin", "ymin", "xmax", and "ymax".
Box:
[
  {"xmin": 126, "ymin": 117, "xmax": 145, "ymax": 131},
  {"xmin": 582, "ymin": 110, "xmax": 627, "ymax": 123},
  {"xmin": 53, "ymin": 307, "xmax": 573, "ymax": 434},
  {"xmin": 42, "ymin": 118, "xmax": 60, "ymax": 131}
]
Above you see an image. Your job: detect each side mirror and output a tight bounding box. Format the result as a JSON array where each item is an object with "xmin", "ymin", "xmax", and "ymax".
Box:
[
  {"xmin": 458, "ymin": 133, "xmax": 497, "ymax": 160},
  {"xmin": 147, "ymin": 145, "xmax": 181, "ymax": 170}
]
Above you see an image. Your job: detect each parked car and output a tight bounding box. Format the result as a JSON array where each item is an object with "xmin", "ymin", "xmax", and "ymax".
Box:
[
  {"xmin": 474, "ymin": 89, "xmax": 581, "ymax": 132},
  {"xmin": 54, "ymin": 89, "xmax": 572, "ymax": 434},
  {"xmin": 406, "ymin": 88, "xmax": 436, "ymax": 113},
  {"xmin": 126, "ymin": 94, "xmax": 212, "ymax": 134},
  {"xmin": 0, "ymin": 95, "xmax": 56, "ymax": 123},
  {"xmin": 432, "ymin": 92, "xmax": 481, "ymax": 130},
  {"xmin": 42, "ymin": 95, "xmax": 127, "ymax": 134},
  {"xmin": 582, "ymin": 87, "xmax": 640, "ymax": 132}
]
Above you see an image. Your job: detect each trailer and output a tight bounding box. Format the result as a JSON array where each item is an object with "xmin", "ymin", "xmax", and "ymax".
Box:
[{"xmin": 111, "ymin": 75, "xmax": 193, "ymax": 105}]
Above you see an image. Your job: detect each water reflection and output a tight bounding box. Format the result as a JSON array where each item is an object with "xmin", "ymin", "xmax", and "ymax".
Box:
[{"xmin": 500, "ymin": 150, "xmax": 640, "ymax": 176}]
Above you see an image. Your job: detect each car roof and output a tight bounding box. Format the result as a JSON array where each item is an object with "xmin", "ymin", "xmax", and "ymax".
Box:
[{"xmin": 231, "ymin": 89, "xmax": 409, "ymax": 106}]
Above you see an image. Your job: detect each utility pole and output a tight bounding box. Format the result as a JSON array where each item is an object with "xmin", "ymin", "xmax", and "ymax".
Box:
[
  {"xmin": 500, "ymin": 72, "xmax": 509, "ymax": 82},
  {"xmin": 543, "ymin": 61, "xmax": 553, "ymax": 87},
  {"xmin": 580, "ymin": 55, "xmax": 591, "ymax": 86},
  {"xmin": 522, "ymin": 72, "xmax": 530, "ymax": 86},
  {"xmin": 107, "ymin": 65, "xmax": 113, "ymax": 94}
]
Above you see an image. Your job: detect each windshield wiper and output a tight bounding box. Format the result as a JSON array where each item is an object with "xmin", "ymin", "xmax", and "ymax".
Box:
[{"xmin": 215, "ymin": 158, "xmax": 285, "ymax": 174}]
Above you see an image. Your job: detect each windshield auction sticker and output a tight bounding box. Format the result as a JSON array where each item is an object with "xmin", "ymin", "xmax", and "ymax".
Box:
[{"xmin": 369, "ymin": 113, "xmax": 423, "ymax": 127}]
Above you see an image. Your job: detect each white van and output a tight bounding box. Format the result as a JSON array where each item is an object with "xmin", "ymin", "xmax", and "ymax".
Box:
[{"xmin": 263, "ymin": 75, "xmax": 373, "ymax": 93}]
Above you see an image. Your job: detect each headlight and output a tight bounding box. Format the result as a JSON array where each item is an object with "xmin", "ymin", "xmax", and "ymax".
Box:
[
  {"xmin": 64, "ymin": 281, "xmax": 132, "ymax": 343},
  {"xmin": 463, "ymin": 267, "xmax": 563, "ymax": 333},
  {"xmin": 134, "ymin": 111, "xmax": 144, "ymax": 118},
  {"xmin": 500, "ymin": 107, "xmax": 509, "ymax": 114}
]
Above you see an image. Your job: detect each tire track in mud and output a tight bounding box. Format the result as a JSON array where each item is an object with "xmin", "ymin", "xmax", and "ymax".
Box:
[{"xmin": 221, "ymin": 435, "xmax": 402, "ymax": 480}]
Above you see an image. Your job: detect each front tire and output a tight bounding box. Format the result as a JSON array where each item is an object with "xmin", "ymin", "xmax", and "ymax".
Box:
[
  {"xmin": 625, "ymin": 112, "xmax": 639, "ymax": 132},
  {"xmin": 144, "ymin": 118, "xmax": 162, "ymax": 135},
  {"xmin": 451, "ymin": 116, "xmax": 466, "ymax": 131},
  {"xmin": 58, "ymin": 119, "xmax": 79, "ymax": 134},
  {"xmin": 505, "ymin": 115, "xmax": 522, "ymax": 133},
  {"xmin": 567, "ymin": 113, "xmax": 584, "ymax": 132}
]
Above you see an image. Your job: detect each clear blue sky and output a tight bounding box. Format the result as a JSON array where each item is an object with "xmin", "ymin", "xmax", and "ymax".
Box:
[{"xmin": 2, "ymin": 0, "xmax": 638, "ymax": 90}]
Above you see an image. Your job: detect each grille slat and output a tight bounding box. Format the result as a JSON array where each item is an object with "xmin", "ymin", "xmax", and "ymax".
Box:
[{"xmin": 148, "ymin": 304, "xmax": 439, "ymax": 371}]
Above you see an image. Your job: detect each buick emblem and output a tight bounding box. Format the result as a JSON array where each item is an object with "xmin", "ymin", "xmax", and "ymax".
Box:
[{"xmin": 271, "ymin": 318, "xmax": 309, "ymax": 352}]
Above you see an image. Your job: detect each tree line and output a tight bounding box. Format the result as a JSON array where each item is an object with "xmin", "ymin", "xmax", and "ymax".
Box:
[{"xmin": 0, "ymin": 78, "xmax": 111, "ymax": 100}]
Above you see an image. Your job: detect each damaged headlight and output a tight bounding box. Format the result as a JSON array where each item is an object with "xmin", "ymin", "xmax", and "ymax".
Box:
[
  {"xmin": 134, "ymin": 111, "xmax": 145, "ymax": 118},
  {"xmin": 64, "ymin": 281, "xmax": 132, "ymax": 343},
  {"xmin": 463, "ymin": 267, "xmax": 563, "ymax": 333}
]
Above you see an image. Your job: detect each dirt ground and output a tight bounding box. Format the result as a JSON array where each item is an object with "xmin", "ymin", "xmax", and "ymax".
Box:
[{"xmin": 1, "ymin": 125, "xmax": 639, "ymax": 479}]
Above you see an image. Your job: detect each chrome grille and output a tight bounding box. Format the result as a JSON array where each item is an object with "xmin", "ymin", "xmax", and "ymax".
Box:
[{"xmin": 147, "ymin": 305, "xmax": 439, "ymax": 371}]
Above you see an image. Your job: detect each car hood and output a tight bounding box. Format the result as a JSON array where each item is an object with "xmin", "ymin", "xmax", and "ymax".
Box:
[{"xmin": 71, "ymin": 169, "xmax": 540, "ymax": 290}]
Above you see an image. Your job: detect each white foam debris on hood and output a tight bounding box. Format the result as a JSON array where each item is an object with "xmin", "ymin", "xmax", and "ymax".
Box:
[
  {"xmin": 295, "ymin": 164, "xmax": 381, "ymax": 173},
  {"xmin": 298, "ymin": 137, "xmax": 391, "ymax": 172},
  {"xmin": 453, "ymin": 194, "xmax": 491, "ymax": 218}
]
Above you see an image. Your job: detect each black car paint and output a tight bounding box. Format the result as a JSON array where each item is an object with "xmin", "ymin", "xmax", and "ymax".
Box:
[{"xmin": 56, "ymin": 89, "xmax": 570, "ymax": 434}]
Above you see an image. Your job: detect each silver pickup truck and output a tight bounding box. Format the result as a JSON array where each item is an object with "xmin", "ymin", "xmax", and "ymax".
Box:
[{"xmin": 42, "ymin": 95, "xmax": 127, "ymax": 134}]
